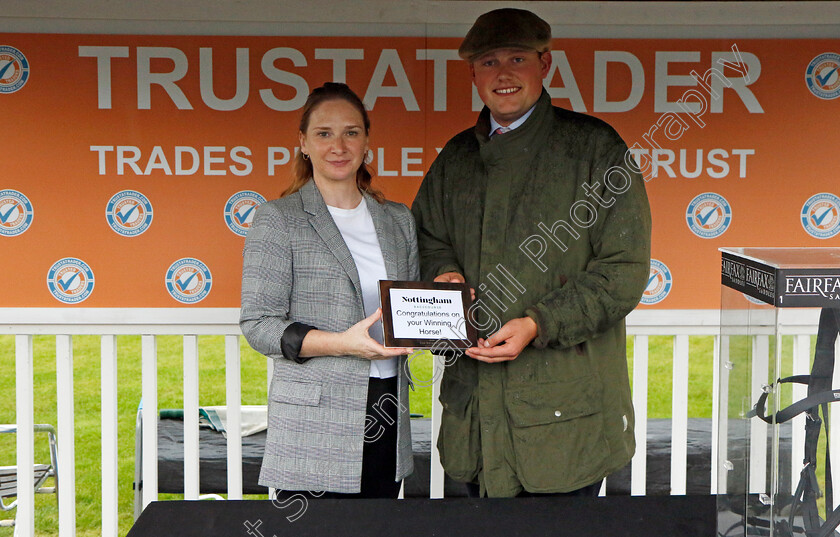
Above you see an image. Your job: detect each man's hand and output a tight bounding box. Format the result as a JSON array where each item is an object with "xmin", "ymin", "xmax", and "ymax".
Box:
[
  {"xmin": 464, "ymin": 316, "xmax": 538, "ymax": 363},
  {"xmin": 434, "ymin": 272, "xmax": 465, "ymax": 283},
  {"xmin": 434, "ymin": 272, "xmax": 476, "ymax": 301}
]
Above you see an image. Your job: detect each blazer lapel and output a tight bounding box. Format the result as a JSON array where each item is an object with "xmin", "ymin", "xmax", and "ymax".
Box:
[
  {"xmin": 366, "ymin": 193, "xmax": 400, "ymax": 280},
  {"xmin": 300, "ymin": 180, "xmax": 363, "ymax": 300}
]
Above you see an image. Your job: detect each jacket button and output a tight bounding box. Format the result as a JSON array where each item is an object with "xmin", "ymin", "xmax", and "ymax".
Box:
[{"xmin": 554, "ymin": 410, "xmax": 562, "ymax": 417}]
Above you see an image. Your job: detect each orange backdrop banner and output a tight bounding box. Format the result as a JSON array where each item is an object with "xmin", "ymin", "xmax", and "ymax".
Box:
[{"xmin": 2, "ymin": 34, "xmax": 839, "ymax": 308}]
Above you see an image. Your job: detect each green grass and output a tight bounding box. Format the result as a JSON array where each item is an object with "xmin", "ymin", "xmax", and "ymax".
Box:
[{"xmin": 5, "ymin": 333, "xmax": 797, "ymax": 536}]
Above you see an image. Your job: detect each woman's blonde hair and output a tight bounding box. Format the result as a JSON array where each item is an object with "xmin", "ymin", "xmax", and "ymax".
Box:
[{"xmin": 281, "ymin": 82, "xmax": 384, "ymax": 203}]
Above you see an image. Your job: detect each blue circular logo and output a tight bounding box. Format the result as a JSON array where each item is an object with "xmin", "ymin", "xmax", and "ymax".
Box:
[
  {"xmin": 106, "ymin": 190, "xmax": 153, "ymax": 236},
  {"xmin": 0, "ymin": 46, "xmax": 30, "ymax": 94},
  {"xmin": 806, "ymin": 53, "xmax": 840, "ymax": 100},
  {"xmin": 224, "ymin": 191, "xmax": 265, "ymax": 236},
  {"xmin": 686, "ymin": 192, "xmax": 732, "ymax": 239},
  {"xmin": 0, "ymin": 189, "xmax": 33, "ymax": 236},
  {"xmin": 801, "ymin": 192, "xmax": 840, "ymax": 239},
  {"xmin": 47, "ymin": 258, "xmax": 95, "ymax": 304},
  {"xmin": 641, "ymin": 259, "xmax": 672, "ymax": 305},
  {"xmin": 165, "ymin": 258, "xmax": 212, "ymax": 303}
]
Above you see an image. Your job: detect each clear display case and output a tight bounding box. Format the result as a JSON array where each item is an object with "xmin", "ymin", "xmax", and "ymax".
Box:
[{"xmin": 718, "ymin": 247, "xmax": 840, "ymax": 537}]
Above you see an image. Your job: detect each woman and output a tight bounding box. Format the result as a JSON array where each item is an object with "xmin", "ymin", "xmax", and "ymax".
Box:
[{"xmin": 240, "ymin": 82, "xmax": 418, "ymax": 498}]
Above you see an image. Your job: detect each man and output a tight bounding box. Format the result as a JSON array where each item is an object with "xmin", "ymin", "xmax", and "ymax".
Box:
[{"xmin": 411, "ymin": 8, "xmax": 651, "ymax": 498}]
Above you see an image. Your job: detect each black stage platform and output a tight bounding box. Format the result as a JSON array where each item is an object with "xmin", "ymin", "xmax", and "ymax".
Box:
[
  {"xmin": 127, "ymin": 495, "xmax": 716, "ymax": 537},
  {"xmin": 152, "ymin": 417, "xmax": 749, "ymax": 497}
]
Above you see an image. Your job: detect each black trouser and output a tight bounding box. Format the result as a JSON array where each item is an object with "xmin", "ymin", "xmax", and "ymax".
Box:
[
  {"xmin": 273, "ymin": 376, "xmax": 400, "ymax": 500},
  {"xmin": 465, "ymin": 479, "xmax": 603, "ymax": 498}
]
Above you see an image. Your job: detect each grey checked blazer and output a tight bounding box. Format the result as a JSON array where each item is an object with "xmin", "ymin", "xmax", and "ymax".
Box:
[{"xmin": 240, "ymin": 179, "xmax": 419, "ymax": 493}]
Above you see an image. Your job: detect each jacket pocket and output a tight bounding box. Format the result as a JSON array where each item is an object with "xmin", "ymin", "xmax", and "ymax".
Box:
[
  {"xmin": 506, "ymin": 375, "xmax": 601, "ymax": 427},
  {"xmin": 505, "ymin": 375, "xmax": 609, "ymax": 490},
  {"xmin": 439, "ymin": 373, "xmax": 472, "ymax": 419},
  {"xmin": 436, "ymin": 373, "xmax": 480, "ymax": 482},
  {"xmin": 271, "ymin": 380, "xmax": 322, "ymax": 406}
]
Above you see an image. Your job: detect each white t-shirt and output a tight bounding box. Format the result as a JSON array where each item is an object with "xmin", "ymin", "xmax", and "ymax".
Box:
[{"xmin": 327, "ymin": 198, "xmax": 397, "ymax": 378}]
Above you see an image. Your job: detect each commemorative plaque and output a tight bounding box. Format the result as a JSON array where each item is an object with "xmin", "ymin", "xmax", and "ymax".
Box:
[{"xmin": 379, "ymin": 280, "xmax": 476, "ymax": 349}]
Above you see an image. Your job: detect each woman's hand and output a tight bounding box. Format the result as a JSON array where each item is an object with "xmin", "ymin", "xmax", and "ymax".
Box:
[{"xmin": 342, "ymin": 309, "xmax": 412, "ymax": 360}]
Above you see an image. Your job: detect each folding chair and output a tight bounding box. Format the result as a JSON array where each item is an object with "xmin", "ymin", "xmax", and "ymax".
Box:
[{"xmin": 0, "ymin": 424, "xmax": 58, "ymax": 529}]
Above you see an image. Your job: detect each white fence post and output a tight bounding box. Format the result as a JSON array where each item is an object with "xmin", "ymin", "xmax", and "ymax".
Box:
[
  {"xmin": 141, "ymin": 335, "xmax": 158, "ymax": 509},
  {"xmin": 183, "ymin": 335, "xmax": 200, "ymax": 500},
  {"xmin": 15, "ymin": 335, "xmax": 35, "ymax": 537},
  {"xmin": 671, "ymin": 335, "xmax": 689, "ymax": 495},
  {"xmin": 791, "ymin": 335, "xmax": 810, "ymax": 499},
  {"xmin": 631, "ymin": 335, "xmax": 649, "ymax": 496},
  {"xmin": 56, "ymin": 335, "xmax": 76, "ymax": 537},
  {"xmin": 716, "ymin": 335, "xmax": 731, "ymax": 495},
  {"xmin": 101, "ymin": 335, "xmax": 118, "ymax": 537},
  {"xmin": 225, "ymin": 335, "xmax": 243, "ymax": 499},
  {"xmin": 430, "ymin": 354, "xmax": 445, "ymax": 499},
  {"xmin": 750, "ymin": 335, "xmax": 770, "ymax": 495},
  {"xmin": 711, "ymin": 335, "xmax": 721, "ymax": 494}
]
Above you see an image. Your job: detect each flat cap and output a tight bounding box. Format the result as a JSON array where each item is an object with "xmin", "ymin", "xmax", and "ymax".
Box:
[{"xmin": 458, "ymin": 8, "xmax": 552, "ymax": 61}]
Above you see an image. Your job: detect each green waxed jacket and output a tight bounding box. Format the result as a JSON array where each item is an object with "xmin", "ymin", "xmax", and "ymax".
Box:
[{"xmin": 411, "ymin": 90, "xmax": 652, "ymax": 497}]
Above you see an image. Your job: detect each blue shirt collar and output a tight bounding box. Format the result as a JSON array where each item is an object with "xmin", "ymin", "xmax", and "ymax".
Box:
[{"xmin": 489, "ymin": 104, "xmax": 537, "ymax": 136}]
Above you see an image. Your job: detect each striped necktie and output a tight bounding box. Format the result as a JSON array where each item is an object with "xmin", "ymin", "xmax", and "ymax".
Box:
[{"xmin": 492, "ymin": 126, "xmax": 509, "ymax": 137}]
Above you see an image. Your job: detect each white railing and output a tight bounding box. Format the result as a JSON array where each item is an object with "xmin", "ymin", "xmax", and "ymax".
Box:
[{"xmin": 0, "ymin": 307, "xmax": 825, "ymax": 537}]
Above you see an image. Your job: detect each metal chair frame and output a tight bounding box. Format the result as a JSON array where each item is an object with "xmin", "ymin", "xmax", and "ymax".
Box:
[{"xmin": 0, "ymin": 424, "xmax": 59, "ymax": 528}]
